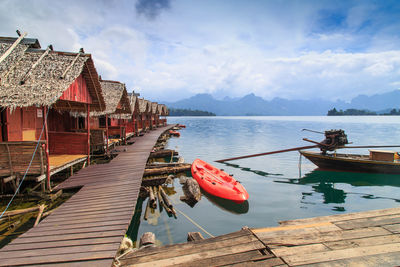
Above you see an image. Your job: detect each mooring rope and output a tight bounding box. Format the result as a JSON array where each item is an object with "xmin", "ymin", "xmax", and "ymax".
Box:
[
  {"xmin": 0, "ymin": 108, "xmax": 50, "ymax": 220},
  {"xmin": 174, "ymin": 207, "xmax": 215, "ymax": 238}
]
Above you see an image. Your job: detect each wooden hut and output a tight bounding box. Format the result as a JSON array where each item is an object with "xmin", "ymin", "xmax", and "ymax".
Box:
[
  {"xmin": 0, "ymin": 34, "xmax": 105, "ymax": 191},
  {"xmin": 138, "ymin": 98, "xmax": 151, "ymax": 133},
  {"xmin": 158, "ymin": 104, "xmax": 169, "ymax": 126},
  {"xmin": 90, "ymin": 80, "xmax": 131, "ymax": 149},
  {"xmin": 128, "ymin": 93, "xmax": 140, "ymax": 137},
  {"xmin": 157, "ymin": 104, "xmax": 167, "ymax": 126},
  {"xmin": 151, "ymin": 102, "xmax": 159, "ymax": 129}
]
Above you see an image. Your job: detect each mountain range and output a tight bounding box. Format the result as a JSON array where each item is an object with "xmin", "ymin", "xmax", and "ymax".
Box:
[{"xmin": 165, "ymin": 90, "xmax": 400, "ymax": 116}]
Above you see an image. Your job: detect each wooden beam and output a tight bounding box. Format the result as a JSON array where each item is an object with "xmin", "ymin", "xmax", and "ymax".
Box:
[
  {"xmin": 85, "ymin": 61, "xmax": 103, "ymax": 111},
  {"xmin": 60, "ymin": 52, "xmax": 81, "ymax": 79},
  {"xmin": 20, "ymin": 45, "xmax": 51, "ymax": 84},
  {"xmin": 0, "ymin": 32, "xmax": 27, "ymax": 64}
]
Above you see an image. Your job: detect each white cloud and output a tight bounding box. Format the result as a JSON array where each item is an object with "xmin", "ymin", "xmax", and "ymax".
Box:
[{"xmin": 1, "ymin": 0, "xmax": 400, "ymax": 102}]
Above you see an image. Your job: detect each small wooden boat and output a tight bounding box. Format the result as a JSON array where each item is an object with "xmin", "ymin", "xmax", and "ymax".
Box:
[
  {"xmin": 178, "ymin": 124, "xmax": 186, "ymax": 128},
  {"xmin": 169, "ymin": 130, "xmax": 180, "ymax": 137},
  {"xmin": 300, "ymin": 150, "xmax": 400, "ymax": 174},
  {"xmin": 191, "ymin": 159, "xmax": 249, "ymax": 203}
]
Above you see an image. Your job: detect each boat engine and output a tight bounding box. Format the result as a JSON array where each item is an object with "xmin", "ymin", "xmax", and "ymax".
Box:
[{"xmin": 320, "ymin": 129, "xmax": 348, "ymax": 153}]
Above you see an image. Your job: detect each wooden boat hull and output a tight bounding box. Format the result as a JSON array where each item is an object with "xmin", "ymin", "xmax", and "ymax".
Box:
[
  {"xmin": 191, "ymin": 159, "xmax": 249, "ymax": 203},
  {"xmin": 300, "ymin": 150, "xmax": 400, "ymax": 174}
]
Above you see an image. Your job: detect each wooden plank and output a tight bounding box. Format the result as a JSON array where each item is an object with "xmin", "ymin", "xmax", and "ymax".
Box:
[
  {"xmin": 0, "ymin": 250, "xmax": 117, "ymax": 266},
  {"xmin": 0, "ymin": 243, "xmax": 119, "ymax": 258},
  {"xmin": 125, "ymin": 240, "xmax": 266, "ymax": 267},
  {"xmin": 229, "ymin": 257, "xmax": 286, "ymax": 267},
  {"xmin": 258, "ymin": 226, "xmax": 392, "ymax": 246},
  {"xmin": 295, "ymin": 251, "xmax": 400, "ymax": 267},
  {"xmin": 124, "ymin": 229, "xmax": 252, "ymax": 259},
  {"xmin": 280, "ymin": 207, "xmax": 400, "ymax": 226},
  {"xmin": 382, "ymin": 223, "xmax": 400, "ymax": 234},
  {"xmin": 2, "ymin": 236, "xmax": 123, "ymax": 251},
  {"xmin": 10, "ymin": 229, "xmax": 126, "ymax": 244},
  {"xmin": 282, "ymin": 242, "xmax": 400, "ymax": 266},
  {"xmin": 33, "ymin": 220, "xmax": 130, "ymax": 232},
  {"xmin": 334, "ymin": 214, "xmax": 400, "ymax": 230},
  {"xmin": 324, "ymin": 234, "xmax": 400, "ymax": 250},
  {"xmin": 272, "ymin": 243, "xmax": 330, "ymax": 257},
  {"xmin": 171, "ymin": 249, "xmax": 274, "ymax": 267},
  {"xmin": 17, "ymin": 223, "xmax": 128, "ymax": 238}
]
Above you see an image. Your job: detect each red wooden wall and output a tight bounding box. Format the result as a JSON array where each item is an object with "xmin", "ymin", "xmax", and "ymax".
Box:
[
  {"xmin": 59, "ymin": 74, "xmax": 92, "ymax": 104},
  {"xmin": 5, "ymin": 107, "xmax": 45, "ymax": 141},
  {"xmin": 48, "ymin": 131, "xmax": 88, "ymax": 155}
]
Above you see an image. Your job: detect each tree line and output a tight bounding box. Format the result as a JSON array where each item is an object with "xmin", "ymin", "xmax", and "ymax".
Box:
[
  {"xmin": 327, "ymin": 108, "xmax": 400, "ymax": 116},
  {"xmin": 169, "ymin": 108, "xmax": 216, "ymax": 116}
]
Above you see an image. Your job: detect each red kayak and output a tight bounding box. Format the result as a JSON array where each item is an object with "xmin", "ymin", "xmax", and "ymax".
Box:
[
  {"xmin": 191, "ymin": 159, "xmax": 249, "ymax": 203},
  {"xmin": 178, "ymin": 124, "xmax": 186, "ymax": 128},
  {"xmin": 169, "ymin": 130, "xmax": 180, "ymax": 137}
]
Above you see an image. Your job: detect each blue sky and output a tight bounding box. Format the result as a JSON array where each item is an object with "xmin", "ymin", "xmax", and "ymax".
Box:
[{"xmin": 1, "ymin": 0, "xmax": 400, "ymax": 102}]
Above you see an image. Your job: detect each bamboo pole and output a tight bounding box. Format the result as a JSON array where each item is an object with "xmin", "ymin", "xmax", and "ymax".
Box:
[
  {"xmin": 33, "ymin": 204, "xmax": 45, "ymax": 227},
  {"xmin": 215, "ymin": 145, "xmax": 319, "ymax": 163}
]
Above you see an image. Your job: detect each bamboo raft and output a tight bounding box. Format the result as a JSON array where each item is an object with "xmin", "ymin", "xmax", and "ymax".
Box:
[
  {"xmin": 0, "ymin": 125, "xmax": 174, "ymax": 266},
  {"xmin": 120, "ymin": 206, "xmax": 400, "ymax": 266}
]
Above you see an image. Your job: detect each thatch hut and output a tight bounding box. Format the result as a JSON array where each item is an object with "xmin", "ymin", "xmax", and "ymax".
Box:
[
  {"xmin": 89, "ymin": 79, "xmax": 131, "ymax": 149},
  {"xmin": 150, "ymin": 102, "xmax": 160, "ymax": 129},
  {"xmin": 137, "ymin": 98, "xmax": 150, "ymax": 133},
  {"xmin": 128, "ymin": 93, "xmax": 140, "ymax": 137},
  {"xmin": 0, "ymin": 34, "xmax": 105, "ymax": 190},
  {"xmin": 157, "ymin": 104, "xmax": 168, "ymax": 126}
]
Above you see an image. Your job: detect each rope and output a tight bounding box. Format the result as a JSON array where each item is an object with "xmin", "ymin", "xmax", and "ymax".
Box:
[
  {"xmin": 0, "ymin": 108, "xmax": 50, "ymax": 220},
  {"xmin": 174, "ymin": 207, "xmax": 214, "ymax": 238}
]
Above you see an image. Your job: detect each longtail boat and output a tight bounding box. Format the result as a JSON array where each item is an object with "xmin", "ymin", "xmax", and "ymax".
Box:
[{"xmin": 300, "ymin": 150, "xmax": 400, "ymax": 174}]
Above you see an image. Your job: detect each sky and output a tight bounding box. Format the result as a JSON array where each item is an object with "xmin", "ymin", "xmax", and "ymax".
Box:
[{"xmin": 1, "ymin": 0, "xmax": 400, "ymax": 103}]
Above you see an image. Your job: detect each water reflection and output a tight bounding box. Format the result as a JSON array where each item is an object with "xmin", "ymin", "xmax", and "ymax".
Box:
[
  {"xmin": 220, "ymin": 162, "xmax": 283, "ymax": 177},
  {"xmin": 276, "ymin": 169, "xmax": 400, "ymax": 207},
  {"xmin": 202, "ymin": 190, "xmax": 249, "ymax": 214}
]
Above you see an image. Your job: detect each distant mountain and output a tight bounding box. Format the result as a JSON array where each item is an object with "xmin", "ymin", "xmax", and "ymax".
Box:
[{"xmin": 165, "ymin": 90, "xmax": 400, "ymax": 116}]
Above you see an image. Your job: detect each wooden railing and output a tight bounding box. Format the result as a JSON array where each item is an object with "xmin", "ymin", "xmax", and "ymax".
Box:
[{"xmin": 0, "ymin": 141, "xmax": 47, "ymax": 177}]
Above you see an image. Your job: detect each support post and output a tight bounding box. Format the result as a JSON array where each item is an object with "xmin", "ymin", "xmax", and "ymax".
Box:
[
  {"xmin": 87, "ymin": 104, "xmax": 90, "ymax": 165},
  {"xmin": 43, "ymin": 106, "xmax": 51, "ymax": 192},
  {"xmin": 106, "ymin": 114, "xmax": 109, "ymax": 154}
]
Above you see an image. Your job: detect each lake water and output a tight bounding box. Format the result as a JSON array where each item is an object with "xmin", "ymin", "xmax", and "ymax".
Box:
[{"xmin": 128, "ymin": 116, "xmax": 400, "ymax": 246}]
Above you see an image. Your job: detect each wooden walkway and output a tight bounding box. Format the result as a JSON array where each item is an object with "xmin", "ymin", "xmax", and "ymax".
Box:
[
  {"xmin": 0, "ymin": 125, "xmax": 173, "ymax": 266},
  {"xmin": 120, "ymin": 206, "xmax": 400, "ymax": 266}
]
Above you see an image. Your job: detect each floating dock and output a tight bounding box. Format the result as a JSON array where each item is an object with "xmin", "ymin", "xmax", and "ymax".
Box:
[
  {"xmin": 120, "ymin": 206, "xmax": 400, "ymax": 266},
  {"xmin": 0, "ymin": 125, "xmax": 173, "ymax": 266}
]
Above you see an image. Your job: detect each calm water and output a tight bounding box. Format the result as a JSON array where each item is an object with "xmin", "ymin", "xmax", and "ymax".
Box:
[{"xmin": 128, "ymin": 116, "xmax": 400, "ymax": 246}]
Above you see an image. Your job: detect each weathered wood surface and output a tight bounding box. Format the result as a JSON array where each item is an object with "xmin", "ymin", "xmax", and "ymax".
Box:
[
  {"xmin": 0, "ymin": 125, "xmax": 174, "ymax": 266},
  {"xmin": 120, "ymin": 207, "xmax": 400, "ymax": 267}
]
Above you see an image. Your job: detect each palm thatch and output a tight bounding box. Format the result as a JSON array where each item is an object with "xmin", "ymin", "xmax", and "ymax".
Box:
[
  {"xmin": 0, "ymin": 37, "xmax": 105, "ymax": 112},
  {"xmin": 151, "ymin": 102, "xmax": 159, "ymax": 114},
  {"xmin": 91, "ymin": 80, "xmax": 131, "ymax": 117},
  {"xmin": 138, "ymin": 98, "xmax": 150, "ymax": 114}
]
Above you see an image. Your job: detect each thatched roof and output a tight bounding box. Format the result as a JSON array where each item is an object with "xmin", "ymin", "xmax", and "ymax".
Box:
[
  {"xmin": 91, "ymin": 80, "xmax": 131, "ymax": 117},
  {"xmin": 0, "ymin": 37, "xmax": 105, "ymax": 112},
  {"xmin": 151, "ymin": 102, "xmax": 159, "ymax": 114},
  {"xmin": 130, "ymin": 94, "xmax": 139, "ymax": 114},
  {"xmin": 0, "ymin": 37, "xmax": 41, "ymax": 83},
  {"xmin": 158, "ymin": 104, "xmax": 168, "ymax": 116},
  {"xmin": 138, "ymin": 98, "xmax": 150, "ymax": 113}
]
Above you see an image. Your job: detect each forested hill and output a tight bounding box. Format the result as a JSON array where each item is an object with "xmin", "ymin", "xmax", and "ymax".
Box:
[{"xmin": 169, "ymin": 108, "xmax": 216, "ymax": 116}]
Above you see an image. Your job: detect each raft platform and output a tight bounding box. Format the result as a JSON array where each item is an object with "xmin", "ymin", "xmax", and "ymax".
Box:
[
  {"xmin": 120, "ymin": 206, "xmax": 400, "ymax": 266},
  {"xmin": 0, "ymin": 125, "xmax": 173, "ymax": 266}
]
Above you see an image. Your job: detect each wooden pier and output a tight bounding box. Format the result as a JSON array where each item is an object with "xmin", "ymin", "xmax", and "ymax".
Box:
[
  {"xmin": 120, "ymin": 206, "xmax": 400, "ymax": 266},
  {"xmin": 0, "ymin": 125, "xmax": 173, "ymax": 266}
]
